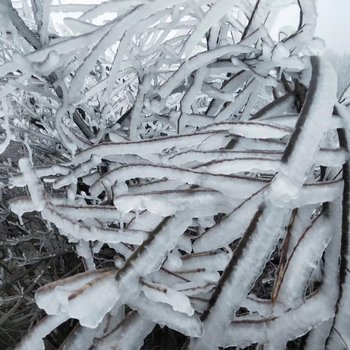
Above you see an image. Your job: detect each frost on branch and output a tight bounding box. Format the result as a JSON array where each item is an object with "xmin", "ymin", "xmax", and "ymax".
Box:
[{"xmin": 1, "ymin": 0, "xmax": 350, "ymax": 349}]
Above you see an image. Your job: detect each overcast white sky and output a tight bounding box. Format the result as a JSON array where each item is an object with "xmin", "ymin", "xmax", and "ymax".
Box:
[{"xmin": 316, "ymin": 0, "xmax": 349, "ymax": 54}]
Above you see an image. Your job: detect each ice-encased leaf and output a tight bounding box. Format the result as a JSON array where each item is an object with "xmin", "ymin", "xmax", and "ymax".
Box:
[
  {"xmin": 90, "ymin": 163, "xmax": 268, "ymax": 199},
  {"xmin": 74, "ymin": 131, "xmax": 228, "ymax": 164},
  {"xmin": 201, "ymin": 121, "xmax": 291, "ymax": 139},
  {"xmin": 15, "ymin": 314, "xmax": 69, "ymax": 350},
  {"xmin": 129, "ymin": 292, "xmax": 203, "ymax": 337},
  {"xmin": 269, "ymin": 56, "xmax": 337, "ymax": 205},
  {"xmin": 222, "ymin": 225, "xmax": 340, "ymax": 348},
  {"xmin": 114, "ymin": 189, "xmax": 235, "ymax": 216},
  {"xmin": 190, "ymin": 207, "xmax": 290, "ymax": 350},
  {"xmin": 93, "ymin": 311, "xmax": 154, "ymax": 350},
  {"xmin": 193, "ymin": 193, "xmax": 263, "ymax": 252},
  {"xmin": 36, "ymin": 270, "xmax": 119, "ymax": 328},
  {"xmin": 276, "ymin": 211, "xmax": 335, "ymax": 308},
  {"xmin": 141, "ymin": 279, "xmax": 194, "ymax": 316}
]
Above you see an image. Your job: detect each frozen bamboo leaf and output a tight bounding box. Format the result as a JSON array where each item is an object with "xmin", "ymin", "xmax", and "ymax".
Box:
[
  {"xmin": 193, "ymin": 192, "xmax": 263, "ymax": 253},
  {"xmin": 207, "ymin": 70, "xmax": 253, "ymax": 116},
  {"xmin": 183, "ymin": 0, "xmax": 242, "ymax": 58},
  {"xmin": 250, "ymin": 93, "xmax": 295, "ymax": 120},
  {"xmin": 222, "ymin": 292, "xmax": 335, "ymax": 348},
  {"xmin": 59, "ymin": 314, "xmax": 111, "ymax": 350},
  {"xmin": 223, "ymin": 228, "xmax": 340, "ymax": 348},
  {"xmin": 116, "ymin": 213, "xmax": 192, "ymax": 285},
  {"xmin": 215, "ymin": 80, "xmax": 256, "ymax": 122},
  {"xmin": 201, "ymin": 121, "xmax": 291, "ymax": 139},
  {"xmin": 275, "ymin": 211, "xmax": 334, "ymax": 308},
  {"xmin": 63, "ymin": 18, "xmax": 99, "ymax": 35},
  {"xmin": 325, "ymin": 107, "xmax": 350, "ymax": 349},
  {"xmin": 189, "ymin": 207, "xmax": 290, "ymax": 350},
  {"xmin": 165, "ymin": 149, "xmax": 281, "ymax": 167},
  {"xmin": 178, "ymin": 251, "xmax": 231, "ymax": 272},
  {"xmin": 129, "ymin": 292, "xmax": 203, "ymax": 337},
  {"xmin": 15, "ymin": 314, "xmax": 69, "ymax": 350},
  {"xmin": 258, "ymin": 113, "xmax": 343, "ymax": 130},
  {"xmin": 292, "ymin": 179, "xmax": 344, "ymax": 207},
  {"xmin": 35, "ymin": 270, "xmax": 119, "ymax": 328},
  {"xmin": 269, "ymin": 56, "xmax": 337, "ymax": 204},
  {"xmin": 90, "ymin": 163, "xmax": 268, "ymax": 199},
  {"xmin": 193, "ymin": 157, "xmax": 281, "ymax": 174},
  {"xmin": 93, "ymin": 311, "xmax": 154, "ymax": 350},
  {"xmin": 158, "ymin": 45, "xmax": 258, "ymax": 99},
  {"xmin": 114, "ymin": 188, "xmax": 235, "ymax": 216},
  {"xmin": 241, "ymin": 0, "xmax": 272, "ymax": 40},
  {"xmin": 166, "ymin": 148, "xmax": 348, "ymax": 168},
  {"xmin": 174, "ymin": 269, "xmax": 220, "ymax": 284},
  {"xmin": 54, "ymin": 205, "xmax": 122, "ymax": 222},
  {"xmin": 73, "ymin": 131, "xmax": 228, "ymax": 164},
  {"xmin": 140, "ymin": 279, "xmax": 194, "ymax": 316},
  {"xmin": 283, "ymin": 0, "xmax": 317, "ymax": 52},
  {"xmin": 304, "ymin": 320, "xmax": 333, "ymax": 350}
]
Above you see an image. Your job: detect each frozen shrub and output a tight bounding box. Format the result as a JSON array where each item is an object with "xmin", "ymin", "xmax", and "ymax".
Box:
[{"xmin": 1, "ymin": 0, "xmax": 350, "ymax": 349}]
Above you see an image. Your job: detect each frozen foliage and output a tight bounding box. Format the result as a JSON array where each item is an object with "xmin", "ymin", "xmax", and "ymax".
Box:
[{"xmin": 1, "ymin": 0, "xmax": 350, "ymax": 349}]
